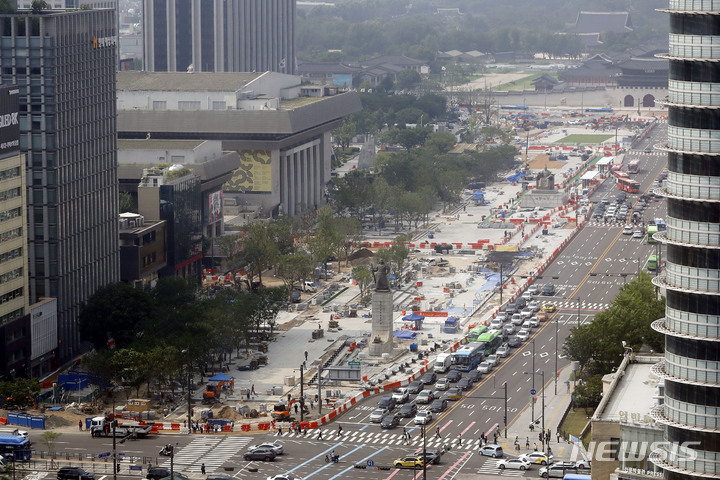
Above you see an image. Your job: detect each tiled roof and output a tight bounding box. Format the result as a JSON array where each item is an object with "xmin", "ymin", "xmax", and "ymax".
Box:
[{"xmin": 567, "ymin": 11, "xmax": 633, "ymax": 35}]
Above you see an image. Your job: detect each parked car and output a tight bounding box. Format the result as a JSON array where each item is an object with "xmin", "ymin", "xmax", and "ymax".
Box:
[
  {"xmin": 244, "ymin": 447, "xmax": 277, "ymax": 461},
  {"xmin": 575, "ymin": 459, "xmax": 592, "ymax": 470},
  {"xmin": 398, "ymin": 403, "xmax": 418, "ymax": 418},
  {"xmin": 430, "ymin": 398, "xmax": 448, "ymax": 413},
  {"xmin": 479, "ymin": 445, "xmax": 504, "ymax": 458},
  {"xmin": 497, "ymin": 458, "xmax": 532, "ymax": 471},
  {"xmin": 414, "ymin": 409, "xmax": 433, "ymax": 425},
  {"xmin": 380, "ymin": 413, "xmax": 400, "ymax": 429},
  {"xmin": 378, "ymin": 396, "xmax": 396, "ymax": 411},
  {"xmin": 59, "ymin": 468, "xmax": 96, "ymax": 480},
  {"xmin": 446, "ymin": 370, "xmax": 462, "ymax": 382},
  {"xmin": 421, "ymin": 372, "xmax": 438, "ymax": 385}
]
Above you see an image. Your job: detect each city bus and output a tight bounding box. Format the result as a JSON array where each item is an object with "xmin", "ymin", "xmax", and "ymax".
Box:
[
  {"xmin": 646, "ymin": 255, "xmax": 659, "ymax": 271},
  {"xmin": 617, "ymin": 177, "xmax": 640, "ymax": 193},
  {"xmin": 467, "ymin": 325, "xmax": 488, "ymax": 342},
  {"xmin": 454, "ymin": 342, "xmax": 485, "ymax": 371},
  {"xmin": 647, "ymin": 224, "xmax": 659, "ymax": 243},
  {"xmin": 476, "ymin": 331, "xmax": 503, "ymax": 356},
  {"xmin": 627, "ymin": 159, "xmax": 640, "ymax": 174},
  {"xmin": 0, "ymin": 434, "xmax": 31, "ymax": 461}
]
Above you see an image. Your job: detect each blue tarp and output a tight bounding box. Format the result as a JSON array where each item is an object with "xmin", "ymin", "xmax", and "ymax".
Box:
[
  {"xmin": 471, "ymin": 193, "xmax": 485, "ymax": 200},
  {"xmin": 208, "ymin": 372, "xmax": 234, "ymax": 382},
  {"xmin": 402, "ymin": 312, "xmax": 425, "ymax": 321},
  {"xmin": 507, "ymin": 171, "xmax": 527, "ymax": 183},
  {"xmin": 394, "ymin": 331, "xmax": 418, "ymax": 339},
  {"xmin": 475, "ymin": 272, "xmax": 501, "ymax": 293}
]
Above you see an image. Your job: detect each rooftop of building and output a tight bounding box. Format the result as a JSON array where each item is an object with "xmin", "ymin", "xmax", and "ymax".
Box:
[
  {"xmin": 598, "ymin": 356, "xmax": 662, "ymax": 424},
  {"xmin": 118, "ymin": 139, "xmax": 207, "ymax": 150},
  {"xmin": 117, "ymin": 71, "xmax": 263, "ymax": 92}
]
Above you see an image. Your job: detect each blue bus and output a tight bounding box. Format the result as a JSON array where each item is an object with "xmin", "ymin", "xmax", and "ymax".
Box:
[
  {"xmin": 455, "ymin": 342, "xmax": 485, "ymax": 371},
  {"xmin": 0, "ymin": 434, "xmax": 31, "ymax": 461},
  {"xmin": 477, "ymin": 331, "xmax": 503, "ymax": 355}
]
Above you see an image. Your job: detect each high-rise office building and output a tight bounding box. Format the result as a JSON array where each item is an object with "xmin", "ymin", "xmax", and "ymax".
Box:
[
  {"xmin": 650, "ymin": 0, "xmax": 720, "ymax": 478},
  {"xmin": 143, "ymin": 0, "xmax": 296, "ymax": 74},
  {"xmin": 0, "ymin": 9, "xmax": 120, "ymax": 361}
]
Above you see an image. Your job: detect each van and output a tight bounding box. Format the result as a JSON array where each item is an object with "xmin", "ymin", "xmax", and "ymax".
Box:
[
  {"xmin": 291, "ymin": 289, "xmax": 301, "ymax": 303},
  {"xmin": 303, "ymin": 281, "xmax": 317, "ymax": 292},
  {"xmin": 434, "ymin": 353, "xmax": 454, "ymax": 373}
]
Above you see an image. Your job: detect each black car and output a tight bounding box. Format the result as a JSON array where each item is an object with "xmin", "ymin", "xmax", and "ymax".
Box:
[
  {"xmin": 421, "ymin": 372, "xmax": 438, "ymax": 385},
  {"xmin": 507, "ymin": 336, "xmax": 521, "ymax": 348},
  {"xmin": 58, "ymin": 468, "xmax": 95, "ymax": 480},
  {"xmin": 206, "ymin": 476, "xmax": 235, "ymax": 480},
  {"xmin": 243, "ymin": 447, "xmax": 277, "ymax": 461},
  {"xmin": 430, "ymin": 398, "xmax": 448, "ymax": 413},
  {"xmin": 434, "ymin": 244, "xmax": 453, "ymax": 254},
  {"xmin": 505, "ymin": 303, "xmax": 518, "ymax": 315},
  {"xmin": 407, "ymin": 380, "xmax": 424, "ymax": 394},
  {"xmin": 515, "ymin": 297, "xmax": 527, "ymax": 309},
  {"xmin": 467, "ymin": 370, "xmax": 481, "ymax": 382},
  {"xmin": 446, "ymin": 370, "xmax": 462, "ymax": 383},
  {"xmin": 421, "ymin": 449, "xmax": 443, "ymax": 465},
  {"xmin": 541, "ymin": 283, "xmax": 555, "ymax": 295},
  {"xmin": 398, "ymin": 403, "xmax": 418, "ymax": 418},
  {"xmin": 378, "ymin": 396, "xmax": 397, "ymax": 411},
  {"xmin": 380, "ymin": 414, "xmax": 400, "ymax": 429},
  {"xmin": 457, "ymin": 377, "xmax": 473, "ymax": 391},
  {"xmin": 147, "ymin": 468, "xmax": 171, "ymax": 480}
]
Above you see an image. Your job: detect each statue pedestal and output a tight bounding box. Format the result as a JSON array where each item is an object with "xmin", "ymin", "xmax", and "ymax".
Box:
[
  {"xmin": 521, "ymin": 190, "xmax": 568, "ymax": 209},
  {"xmin": 369, "ymin": 290, "xmax": 393, "ymax": 356}
]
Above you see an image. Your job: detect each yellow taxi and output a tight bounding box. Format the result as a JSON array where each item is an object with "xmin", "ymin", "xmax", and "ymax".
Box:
[
  {"xmin": 542, "ymin": 303, "xmax": 556, "ymax": 313},
  {"xmin": 393, "ymin": 455, "xmax": 425, "ymax": 468}
]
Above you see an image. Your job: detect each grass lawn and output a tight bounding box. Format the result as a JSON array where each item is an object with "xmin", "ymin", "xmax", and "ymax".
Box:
[
  {"xmin": 555, "ymin": 134, "xmax": 613, "ymax": 144},
  {"xmin": 495, "ymin": 72, "xmax": 553, "ymax": 91},
  {"xmin": 560, "ymin": 408, "xmax": 594, "ymax": 442}
]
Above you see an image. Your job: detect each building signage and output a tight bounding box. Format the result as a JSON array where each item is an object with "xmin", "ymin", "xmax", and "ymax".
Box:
[{"xmin": 0, "ymin": 86, "xmax": 20, "ymax": 158}]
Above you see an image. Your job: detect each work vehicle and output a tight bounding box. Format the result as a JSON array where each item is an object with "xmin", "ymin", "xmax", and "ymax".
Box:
[
  {"xmin": 497, "ymin": 458, "xmax": 531, "ymax": 471},
  {"xmin": 272, "ymin": 399, "xmax": 301, "ymax": 421},
  {"xmin": 243, "ymin": 447, "xmax": 276, "ymax": 461},
  {"xmin": 443, "ymin": 317, "xmax": 459, "ymax": 333},
  {"xmin": 58, "ymin": 467, "xmax": 95, "ymax": 480},
  {"xmin": 90, "ymin": 414, "xmax": 153, "ymax": 438},
  {"xmin": 433, "ymin": 353, "xmax": 455, "ymax": 373}
]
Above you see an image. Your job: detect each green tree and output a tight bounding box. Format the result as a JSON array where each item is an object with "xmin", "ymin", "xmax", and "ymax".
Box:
[
  {"xmin": 79, "ymin": 282, "xmax": 155, "ymax": 349},
  {"xmin": 424, "ymin": 132, "xmax": 456, "ymax": 155},
  {"xmin": 353, "ymin": 264, "xmax": 374, "ymax": 304},
  {"xmin": 0, "ymin": 378, "xmax": 41, "ymax": 409},
  {"xmin": 573, "ymin": 375, "xmax": 603, "ymax": 412},
  {"xmin": 395, "ymin": 69, "xmax": 421, "ymax": 89},
  {"xmin": 334, "ymin": 120, "xmax": 357, "ymax": 150},
  {"xmin": 239, "ymin": 223, "xmax": 280, "ymax": 285},
  {"xmin": 562, "ymin": 323, "xmax": 595, "ymax": 374},
  {"xmin": 30, "ymin": 0, "xmax": 49, "ymax": 13},
  {"xmin": 119, "ymin": 192, "xmax": 134, "ymax": 213},
  {"xmin": 40, "ymin": 432, "xmax": 62, "ymax": 468},
  {"xmin": 275, "ymin": 253, "xmax": 313, "ymax": 299}
]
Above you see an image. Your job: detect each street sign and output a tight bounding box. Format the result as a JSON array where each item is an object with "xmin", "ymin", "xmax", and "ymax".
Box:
[
  {"xmin": 349, "ymin": 361, "xmax": 361, "ymax": 366},
  {"xmin": 530, "ymin": 389, "xmax": 537, "ymax": 396},
  {"xmin": 98, "ymin": 452, "xmax": 111, "ymax": 458},
  {"xmin": 367, "ymin": 460, "xmax": 375, "ymax": 467}
]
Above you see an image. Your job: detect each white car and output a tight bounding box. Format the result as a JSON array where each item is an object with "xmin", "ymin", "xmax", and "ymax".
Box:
[
  {"xmin": 477, "ymin": 361, "xmax": 493, "ymax": 373},
  {"xmin": 497, "ymin": 458, "xmax": 532, "ymax": 471},
  {"xmin": 521, "ymin": 308, "xmax": 534, "ymax": 319},
  {"xmin": 252, "ymin": 442, "xmax": 283, "ymax": 455},
  {"xmin": 489, "ymin": 318, "xmax": 503, "ymax": 330},
  {"xmin": 633, "ymin": 229, "xmax": 643, "ymax": 238},
  {"xmin": 496, "ymin": 345, "xmax": 509, "ymax": 357},
  {"xmin": 267, "ymin": 475, "xmax": 300, "ymax": 480},
  {"xmin": 517, "ymin": 330, "xmax": 530, "ymax": 342},
  {"xmin": 392, "ymin": 387, "xmax": 409, "ymax": 403},
  {"xmin": 527, "ymin": 285, "xmax": 540, "ymax": 295},
  {"xmin": 503, "ymin": 324, "xmax": 516, "ymax": 335},
  {"xmin": 435, "ymin": 378, "xmax": 449, "ymax": 391},
  {"xmin": 520, "ymin": 451, "xmax": 554, "ymax": 465},
  {"xmin": 370, "ymin": 408, "xmax": 390, "ymax": 423},
  {"xmin": 486, "ymin": 354, "xmax": 499, "ymax": 366},
  {"xmin": 496, "ymin": 312, "xmax": 508, "ymax": 322},
  {"xmin": 521, "ymin": 292, "xmax": 534, "ymax": 302},
  {"xmin": 528, "ymin": 300, "xmax": 540, "ymax": 312},
  {"xmin": 529, "ymin": 316, "xmax": 540, "ymax": 328},
  {"xmin": 414, "ymin": 410, "xmax": 433, "ymax": 425},
  {"xmin": 623, "ymin": 225, "xmax": 633, "ymax": 235},
  {"xmin": 511, "ymin": 314, "xmax": 524, "ymax": 326}
]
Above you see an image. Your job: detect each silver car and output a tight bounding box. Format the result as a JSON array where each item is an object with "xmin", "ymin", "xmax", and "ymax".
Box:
[
  {"xmin": 370, "ymin": 407, "xmax": 390, "ymax": 423},
  {"xmin": 414, "ymin": 409, "xmax": 433, "ymax": 425},
  {"xmin": 477, "ymin": 361, "xmax": 492, "ymax": 373},
  {"xmin": 496, "ymin": 345, "xmax": 509, "ymax": 357}
]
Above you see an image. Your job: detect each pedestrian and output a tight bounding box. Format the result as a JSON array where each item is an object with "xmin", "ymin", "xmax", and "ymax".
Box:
[
  {"xmin": 337, "ymin": 425, "xmax": 343, "ymax": 438},
  {"xmin": 526, "ymin": 437, "xmax": 530, "ymax": 449},
  {"xmin": 493, "ymin": 433, "xmax": 498, "ymax": 444},
  {"xmin": 246, "ymin": 390, "xmax": 250, "ymax": 400},
  {"xmin": 251, "ymin": 384, "xmax": 255, "ymax": 395},
  {"xmin": 515, "ymin": 435, "xmax": 519, "ymax": 446},
  {"xmin": 294, "ymin": 404, "xmax": 298, "ymax": 414},
  {"xmin": 478, "ymin": 436, "xmax": 482, "ymax": 447},
  {"xmin": 456, "ymin": 434, "xmax": 462, "ymax": 447},
  {"xmin": 278, "ymin": 426, "xmax": 282, "ymax": 436},
  {"xmin": 539, "ymin": 432, "xmax": 543, "ymax": 443},
  {"xmin": 304, "ymin": 350, "xmax": 308, "ymax": 361},
  {"xmin": 201, "ymin": 464, "xmax": 205, "ymax": 475},
  {"xmin": 435, "ymin": 427, "xmax": 441, "ymax": 439},
  {"xmin": 79, "ymin": 420, "xmax": 83, "ymax": 431},
  {"xmin": 565, "ymin": 380, "xmax": 570, "ymax": 393},
  {"xmin": 557, "ymin": 432, "xmax": 561, "ymax": 443},
  {"xmin": 317, "ymin": 429, "xmax": 323, "ymax": 441},
  {"xmin": 303, "ymin": 427, "xmax": 308, "ymax": 437}
]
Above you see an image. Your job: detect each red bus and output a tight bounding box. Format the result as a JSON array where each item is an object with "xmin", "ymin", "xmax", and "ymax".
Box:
[
  {"xmin": 628, "ymin": 160, "xmax": 640, "ymax": 174},
  {"xmin": 617, "ymin": 177, "xmax": 640, "ymax": 193}
]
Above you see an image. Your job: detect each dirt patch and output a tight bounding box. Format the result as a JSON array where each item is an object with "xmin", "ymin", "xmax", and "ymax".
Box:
[
  {"xmin": 217, "ymin": 405, "xmax": 243, "ymax": 421},
  {"xmin": 528, "ymin": 155, "xmax": 567, "ymax": 170},
  {"xmin": 278, "ymin": 317, "xmax": 305, "ymax": 330},
  {"xmin": 44, "ymin": 413, "xmax": 76, "ymax": 428}
]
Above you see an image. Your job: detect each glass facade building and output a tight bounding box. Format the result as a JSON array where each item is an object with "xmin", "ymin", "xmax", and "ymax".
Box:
[
  {"xmin": 649, "ymin": 0, "xmax": 720, "ymax": 478},
  {"xmin": 0, "ymin": 10, "xmax": 120, "ymax": 361}
]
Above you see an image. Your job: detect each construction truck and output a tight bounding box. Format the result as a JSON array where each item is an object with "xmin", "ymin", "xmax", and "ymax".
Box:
[
  {"xmin": 271, "ymin": 399, "xmax": 306, "ymax": 421},
  {"xmin": 90, "ymin": 414, "xmax": 154, "ymax": 438}
]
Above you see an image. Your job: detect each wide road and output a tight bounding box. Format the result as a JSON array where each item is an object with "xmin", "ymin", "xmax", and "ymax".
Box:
[{"xmin": 37, "ymin": 127, "xmax": 669, "ymax": 480}]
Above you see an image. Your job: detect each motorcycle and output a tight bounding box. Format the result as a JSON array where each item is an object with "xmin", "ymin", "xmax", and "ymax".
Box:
[
  {"xmin": 325, "ymin": 453, "xmax": 340, "ymax": 463},
  {"xmin": 159, "ymin": 446, "xmax": 174, "ymax": 457}
]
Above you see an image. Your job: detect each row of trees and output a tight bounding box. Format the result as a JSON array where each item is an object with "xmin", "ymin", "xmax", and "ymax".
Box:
[{"xmin": 562, "ymin": 273, "xmax": 665, "ymax": 408}]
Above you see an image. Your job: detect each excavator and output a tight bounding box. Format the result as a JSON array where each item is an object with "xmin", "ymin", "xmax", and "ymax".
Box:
[{"xmin": 271, "ymin": 399, "xmax": 307, "ymax": 421}]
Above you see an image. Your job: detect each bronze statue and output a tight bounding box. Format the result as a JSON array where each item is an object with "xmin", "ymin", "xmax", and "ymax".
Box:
[{"xmin": 372, "ymin": 260, "xmax": 391, "ymax": 292}]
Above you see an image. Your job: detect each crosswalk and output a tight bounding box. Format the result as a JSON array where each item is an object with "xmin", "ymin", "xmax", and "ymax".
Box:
[
  {"xmin": 161, "ymin": 436, "xmax": 252, "ymax": 473},
  {"xmin": 554, "ymin": 301, "xmax": 608, "ymax": 311},
  {"xmin": 584, "ymin": 221, "xmax": 646, "ymax": 229},
  {"xmin": 477, "ymin": 460, "xmax": 526, "ymax": 477}
]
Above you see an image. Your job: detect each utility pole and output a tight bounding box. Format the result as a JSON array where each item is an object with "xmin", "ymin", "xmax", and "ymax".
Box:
[
  {"xmin": 504, "ymin": 382, "xmax": 508, "ymax": 438},
  {"xmin": 531, "ymin": 340, "xmax": 536, "ymax": 423},
  {"xmin": 112, "ymin": 416, "xmax": 117, "ymax": 480},
  {"xmin": 318, "ymin": 365, "xmax": 322, "ymax": 414},
  {"xmin": 300, "ymin": 363, "xmax": 304, "ymax": 422},
  {"xmin": 554, "ymin": 315, "xmax": 558, "ymax": 395},
  {"xmin": 422, "ymin": 424, "xmax": 427, "ymax": 480},
  {"xmin": 187, "ymin": 364, "xmax": 192, "ymax": 434}
]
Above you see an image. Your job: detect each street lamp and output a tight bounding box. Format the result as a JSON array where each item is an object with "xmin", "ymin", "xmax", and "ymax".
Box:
[
  {"xmin": 524, "ymin": 370, "xmax": 546, "ymax": 454},
  {"xmin": 182, "ymin": 349, "xmax": 192, "ymax": 434},
  {"xmin": 531, "ymin": 340, "xmax": 536, "ymax": 423}
]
